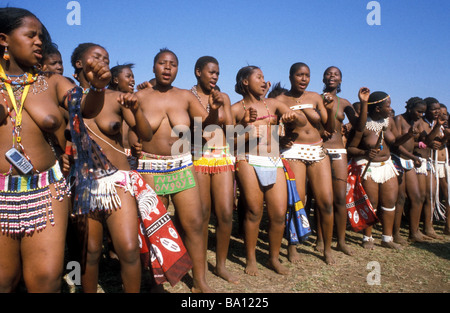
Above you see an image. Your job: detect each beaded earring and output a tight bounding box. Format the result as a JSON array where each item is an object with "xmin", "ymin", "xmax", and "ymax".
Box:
[{"xmin": 3, "ymin": 46, "xmax": 9, "ymax": 61}]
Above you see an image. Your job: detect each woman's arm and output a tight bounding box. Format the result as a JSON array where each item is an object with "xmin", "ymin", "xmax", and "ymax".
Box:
[
  {"xmin": 274, "ymin": 99, "xmax": 307, "ymax": 127},
  {"xmin": 121, "ymin": 92, "xmax": 153, "ymax": 142},
  {"xmin": 75, "ymin": 58, "xmax": 111, "ymax": 118}
]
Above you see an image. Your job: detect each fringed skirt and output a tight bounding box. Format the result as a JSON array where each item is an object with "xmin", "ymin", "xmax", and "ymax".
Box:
[
  {"xmin": 0, "ymin": 161, "xmax": 69, "ymax": 237},
  {"xmin": 87, "ymin": 170, "xmax": 134, "ymax": 213},
  {"xmin": 355, "ymin": 157, "xmax": 399, "ymax": 184},
  {"xmin": 192, "ymin": 145, "xmax": 235, "ymax": 174}
]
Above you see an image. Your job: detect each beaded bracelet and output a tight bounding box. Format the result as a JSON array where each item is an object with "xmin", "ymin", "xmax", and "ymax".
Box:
[{"xmin": 89, "ymin": 84, "xmax": 106, "ymax": 92}]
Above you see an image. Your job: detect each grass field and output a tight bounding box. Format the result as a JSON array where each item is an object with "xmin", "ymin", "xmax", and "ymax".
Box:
[{"xmin": 62, "ymin": 206, "xmax": 450, "ymax": 294}]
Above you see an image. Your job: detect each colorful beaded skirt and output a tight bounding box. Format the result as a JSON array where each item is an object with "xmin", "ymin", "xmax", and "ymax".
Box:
[{"xmin": 0, "ymin": 161, "xmax": 69, "ymax": 237}]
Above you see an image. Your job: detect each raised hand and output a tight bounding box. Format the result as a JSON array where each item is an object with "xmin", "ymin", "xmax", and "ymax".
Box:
[
  {"xmin": 358, "ymin": 87, "xmax": 371, "ymax": 103},
  {"xmin": 137, "ymin": 81, "xmax": 153, "ymax": 90},
  {"xmin": 118, "ymin": 92, "xmax": 139, "ymax": 113},
  {"xmin": 84, "ymin": 58, "xmax": 111, "ymax": 89},
  {"xmin": 322, "ymin": 92, "xmax": 334, "ymax": 109},
  {"xmin": 263, "ymin": 81, "xmax": 271, "ymax": 97}
]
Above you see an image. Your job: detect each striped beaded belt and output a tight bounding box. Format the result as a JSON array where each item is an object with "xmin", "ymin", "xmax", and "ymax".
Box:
[{"xmin": 138, "ymin": 152, "xmax": 193, "ymax": 172}]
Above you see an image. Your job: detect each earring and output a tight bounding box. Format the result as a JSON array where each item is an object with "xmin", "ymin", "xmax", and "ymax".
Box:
[{"xmin": 3, "ymin": 46, "xmax": 9, "ymax": 61}]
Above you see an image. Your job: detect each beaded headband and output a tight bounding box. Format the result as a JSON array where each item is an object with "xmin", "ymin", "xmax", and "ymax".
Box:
[{"xmin": 368, "ymin": 95, "xmax": 390, "ymax": 105}]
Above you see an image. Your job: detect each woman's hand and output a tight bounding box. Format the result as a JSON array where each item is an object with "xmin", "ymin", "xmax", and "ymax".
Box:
[
  {"xmin": 358, "ymin": 87, "xmax": 371, "ymax": 103},
  {"xmin": 280, "ymin": 111, "xmax": 297, "ymax": 124},
  {"xmin": 365, "ymin": 148, "xmax": 380, "ymax": 159},
  {"xmin": 322, "ymin": 92, "xmax": 334, "ymax": 109},
  {"xmin": 84, "ymin": 58, "xmax": 111, "ymax": 89},
  {"xmin": 118, "ymin": 92, "xmax": 139, "ymax": 114},
  {"xmin": 208, "ymin": 89, "xmax": 225, "ymax": 111},
  {"xmin": 131, "ymin": 141, "xmax": 143, "ymax": 159},
  {"xmin": 240, "ymin": 107, "xmax": 257, "ymax": 127},
  {"xmin": 413, "ymin": 156, "xmax": 422, "ymax": 168}
]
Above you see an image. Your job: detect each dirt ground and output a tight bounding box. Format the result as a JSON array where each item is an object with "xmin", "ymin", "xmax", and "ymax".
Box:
[{"xmin": 62, "ymin": 206, "xmax": 450, "ymax": 294}]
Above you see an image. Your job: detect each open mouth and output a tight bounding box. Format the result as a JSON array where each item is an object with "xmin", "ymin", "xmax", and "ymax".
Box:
[{"xmin": 33, "ymin": 50, "xmax": 42, "ymax": 59}]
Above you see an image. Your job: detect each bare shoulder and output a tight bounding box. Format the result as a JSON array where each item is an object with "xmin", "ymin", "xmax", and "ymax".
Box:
[
  {"xmin": 231, "ymin": 100, "xmax": 244, "ymax": 118},
  {"xmin": 309, "ymin": 91, "xmax": 322, "ymax": 100},
  {"xmin": 275, "ymin": 92, "xmax": 290, "ymax": 103},
  {"xmin": 220, "ymin": 91, "xmax": 231, "ymax": 104},
  {"xmin": 104, "ymin": 89, "xmax": 122, "ymax": 102},
  {"xmin": 47, "ymin": 72, "xmax": 74, "ymax": 90},
  {"xmin": 339, "ymin": 96, "xmax": 352, "ymax": 107},
  {"xmin": 265, "ymin": 97, "xmax": 283, "ymax": 108},
  {"xmin": 135, "ymin": 87, "xmax": 155, "ymax": 99}
]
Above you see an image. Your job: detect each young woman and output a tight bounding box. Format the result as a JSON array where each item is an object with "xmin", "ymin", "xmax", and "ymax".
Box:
[
  {"xmin": 69, "ymin": 43, "xmax": 152, "ymax": 293},
  {"xmin": 129, "ymin": 48, "xmax": 219, "ymax": 293},
  {"xmin": 415, "ymin": 97, "xmax": 448, "ymax": 239},
  {"xmin": 320, "ymin": 66, "xmax": 366, "ymax": 256},
  {"xmin": 41, "ymin": 43, "xmax": 64, "ymax": 75},
  {"xmin": 0, "ymin": 8, "xmax": 110, "ymax": 292},
  {"xmin": 108, "ymin": 63, "xmax": 137, "ymax": 154},
  {"xmin": 108, "ymin": 63, "xmax": 135, "ymax": 93},
  {"xmin": 190, "ymin": 56, "xmax": 238, "ymax": 283},
  {"xmin": 275, "ymin": 62, "xmax": 336, "ymax": 264},
  {"xmin": 347, "ymin": 91, "xmax": 415, "ymax": 250},
  {"xmin": 231, "ymin": 65, "xmax": 306, "ymax": 276},
  {"xmin": 391, "ymin": 97, "xmax": 430, "ymax": 243}
]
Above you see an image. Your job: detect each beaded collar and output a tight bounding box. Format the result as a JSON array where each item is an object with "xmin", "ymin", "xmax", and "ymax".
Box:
[{"xmin": 365, "ymin": 117, "xmax": 389, "ymax": 133}]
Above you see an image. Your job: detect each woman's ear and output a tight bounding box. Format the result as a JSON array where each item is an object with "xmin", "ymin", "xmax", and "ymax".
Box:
[
  {"xmin": 75, "ymin": 59, "xmax": 83, "ymax": 70},
  {"xmin": 195, "ymin": 67, "xmax": 201, "ymax": 79},
  {"xmin": 0, "ymin": 33, "xmax": 8, "ymax": 46}
]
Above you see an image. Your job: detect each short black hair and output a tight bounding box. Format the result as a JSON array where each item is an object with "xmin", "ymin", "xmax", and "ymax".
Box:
[
  {"xmin": 153, "ymin": 48, "xmax": 178, "ymax": 66},
  {"xmin": 70, "ymin": 42, "xmax": 105, "ymax": 76},
  {"xmin": 289, "ymin": 62, "xmax": 309, "ymax": 77},
  {"xmin": 194, "ymin": 56, "xmax": 218, "ymax": 78}
]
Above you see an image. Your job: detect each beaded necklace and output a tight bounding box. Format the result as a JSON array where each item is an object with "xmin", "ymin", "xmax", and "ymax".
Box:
[
  {"xmin": 365, "ymin": 117, "xmax": 389, "ymax": 133},
  {"xmin": 190, "ymin": 85, "xmax": 210, "ymax": 113},
  {"xmin": 293, "ymin": 91, "xmax": 306, "ymax": 104},
  {"xmin": 0, "ymin": 64, "xmax": 37, "ymax": 175}
]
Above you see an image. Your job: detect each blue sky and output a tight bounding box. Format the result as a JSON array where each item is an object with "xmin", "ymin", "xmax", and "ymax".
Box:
[{"xmin": 3, "ymin": 0, "xmax": 449, "ymax": 116}]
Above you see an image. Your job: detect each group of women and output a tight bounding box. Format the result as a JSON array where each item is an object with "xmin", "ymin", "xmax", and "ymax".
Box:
[{"xmin": 0, "ymin": 7, "xmax": 448, "ymax": 294}]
